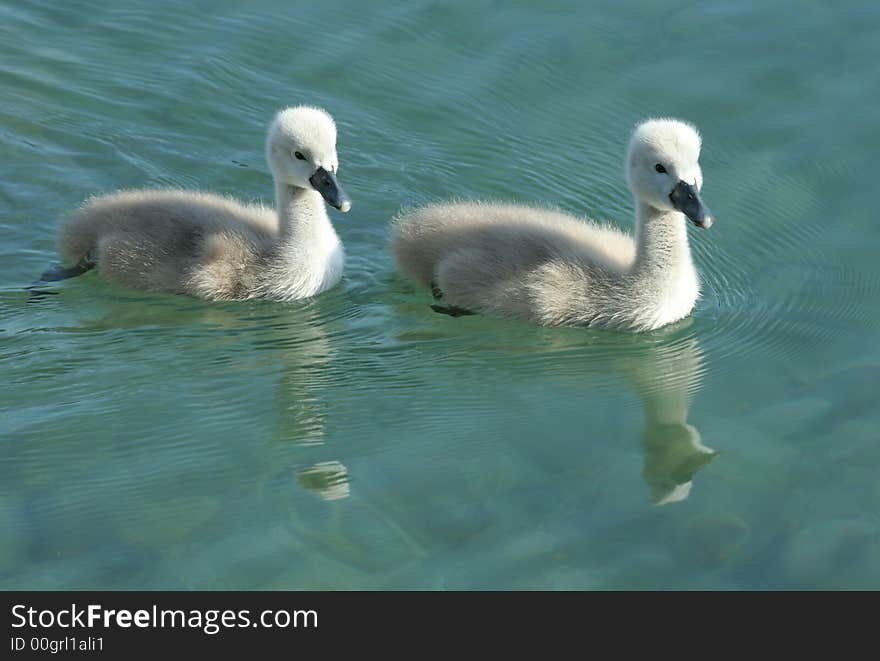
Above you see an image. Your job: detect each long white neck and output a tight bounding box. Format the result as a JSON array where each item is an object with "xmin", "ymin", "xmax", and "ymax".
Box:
[
  {"xmin": 264, "ymin": 181, "xmax": 344, "ymax": 300},
  {"xmin": 275, "ymin": 181, "xmax": 335, "ymax": 243},
  {"xmin": 633, "ymin": 202, "xmax": 697, "ymax": 282},
  {"xmin": 629, "ymin": 202, "xmax": 700, "ymax": 328}
]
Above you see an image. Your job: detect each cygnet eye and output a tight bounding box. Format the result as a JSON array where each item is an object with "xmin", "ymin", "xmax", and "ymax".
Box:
[
  {"xmin": 654, "ymin": 163, "xmax": 667, "ymax": 174},
  {"xmin": 294, "ymin": 151, "xmax": 306, "ymax": 161}
]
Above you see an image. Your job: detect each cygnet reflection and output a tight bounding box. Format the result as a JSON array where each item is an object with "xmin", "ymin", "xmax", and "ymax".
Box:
[{"xmin": 614, "ymin": 334, "xmax": 716, "ymax": 504}]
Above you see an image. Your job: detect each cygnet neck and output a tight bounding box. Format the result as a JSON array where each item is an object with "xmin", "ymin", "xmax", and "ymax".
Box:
[
  {"xmin": 633, "ymin": 201, "xmax": 694, "ymax": 278},
  {"xmin": 274, "ymin": 179, "xmax": 334, "ymax": 243}
]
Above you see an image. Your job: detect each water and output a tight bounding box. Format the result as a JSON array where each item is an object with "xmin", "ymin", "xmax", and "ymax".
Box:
[{"xmin": 2, "ymin": 0, "xmax": 879, "ymax": 589}]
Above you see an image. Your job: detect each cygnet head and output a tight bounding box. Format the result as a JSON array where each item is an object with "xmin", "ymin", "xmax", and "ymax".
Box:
[
  {"xmin": 266, "ymin": 106, "xmax": 351, "ymax": 213},
  {"xmin": 626, "ymin": 119, "xmax": 712, "ymax": 228}
]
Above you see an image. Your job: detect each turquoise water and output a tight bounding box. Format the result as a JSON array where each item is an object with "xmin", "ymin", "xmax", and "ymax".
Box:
[{"xmin": 2, "ymin": 0, "xmax": 879, "ymax": 589}]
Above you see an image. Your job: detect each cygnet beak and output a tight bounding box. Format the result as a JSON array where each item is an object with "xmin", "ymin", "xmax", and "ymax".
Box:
[
  {"xmin": 309, "ymin": 167, "xmax": 351, "ymax": 213},
  {"xmin": 670, "ymin": 180, "xmax": 713, "ymax": 229}
]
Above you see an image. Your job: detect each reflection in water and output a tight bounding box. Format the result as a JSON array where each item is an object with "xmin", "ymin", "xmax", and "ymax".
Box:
[
  {"xmin": 271, "ymin": 307, "xmax": 334, "ymax": 449},
  {"xmin": 45, "ymin": 292, "xmax": 352, "ymax": 501},
  {"xmin": 268, "ymin": 305, "xmax": 351, "ymax": 500},
  {"xmin": 296, "ymin": 461, "xmax": 350, "ymax": 501},
  {"xmin": 615, "ymin": 334, "xmax": 716, "ymax": 505}
]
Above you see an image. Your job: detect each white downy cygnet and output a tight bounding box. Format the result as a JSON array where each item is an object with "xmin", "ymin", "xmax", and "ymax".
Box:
[
  {"xmin": 392, "ymin": 119, "xmax": 713, "ymax": 331},
  {"xmin": 49, "ymin": 106, "xmax": 351, "ymax": 301}
]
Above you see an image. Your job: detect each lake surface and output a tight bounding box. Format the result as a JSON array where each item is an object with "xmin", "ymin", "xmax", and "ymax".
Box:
[{"xmin": 2, "ymin": 0, "xmax": 879, "ymax": 589}]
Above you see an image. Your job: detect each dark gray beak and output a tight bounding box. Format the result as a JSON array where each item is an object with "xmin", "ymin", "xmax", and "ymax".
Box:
[
  {"xmin": 670, "ymin": 180, "xmax": 713, "ymax": 229},
  {"xmin": 309, "ymin": 167, "xmax": 351, "ymax": 213}
]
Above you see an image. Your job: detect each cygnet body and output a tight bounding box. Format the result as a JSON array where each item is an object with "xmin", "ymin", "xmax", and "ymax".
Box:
[
  {"xmin": 53, "ymin": 106, "xmax": 351, "ymax": 301},
  {"xmin": 392, "ymin": 119, "xmax": 713, "ymax": 331}
]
